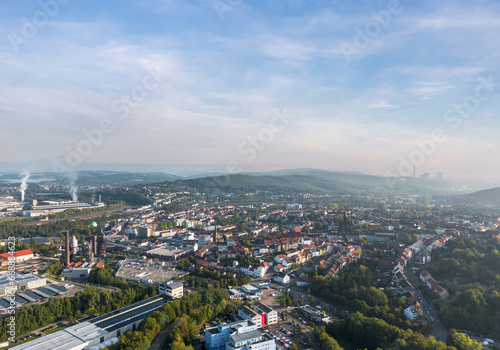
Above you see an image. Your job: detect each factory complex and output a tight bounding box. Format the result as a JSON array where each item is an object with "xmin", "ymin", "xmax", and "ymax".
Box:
[{"xmin": 10, "ymin": 295, "xmax": 168, "ymax": 350}]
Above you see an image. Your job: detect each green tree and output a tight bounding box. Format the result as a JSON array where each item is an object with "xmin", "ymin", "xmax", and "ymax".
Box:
[{"xmin": 449, "ymin": 329, "xmax": 482, "ymax": 350}]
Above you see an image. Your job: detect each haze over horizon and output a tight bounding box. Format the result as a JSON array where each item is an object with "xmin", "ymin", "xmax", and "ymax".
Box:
[{"xmin": 1, "ymin": 0, "xmax": 499, "ymax": 178}]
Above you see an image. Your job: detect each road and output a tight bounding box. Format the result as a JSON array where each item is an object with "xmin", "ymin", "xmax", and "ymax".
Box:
[
  {"xmin": 407, "ymin": 263, "xmax": 448, "ymax": 342},
  {"xmin": 149, "ymin": 323, "xmax": 175, "ymax": 350}
]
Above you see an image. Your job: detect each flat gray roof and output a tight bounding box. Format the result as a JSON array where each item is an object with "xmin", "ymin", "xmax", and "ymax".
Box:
[
  {"xmin": 0, "ymin": 272, "xmax": 44, "ymax": 290},
  {"xmin": 230, "ymin": 330, "xmax": 261, "ymax": 344}
]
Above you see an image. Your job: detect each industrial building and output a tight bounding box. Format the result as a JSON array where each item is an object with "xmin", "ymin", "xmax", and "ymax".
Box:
[
  {"xmin": 205, "ymin": 319, "xmax": 275, "ymax": 350},
  {"xmin": 0, "ymin": 284, "xmax": 69, "ymax": 311},
  {"xmin": 0, "ymin": 249, "xmax": 34, "ymax": 265},
  {"xmin": 62, "ymin": 266, "xmax": 92, "ymax": 281},
  {"xmin": 298, "ymin": 305, "xmax": 331, "ymax": 324},
  {"xmin": 159, "ymin": 280, "xmax": 183, "ymax": 298},
  {"xmin": 145, "ymin": 245, "xmax": 192, "ymax": 261},
  {"xmin": 116, "ymin": 259, "xmax": 187, "ymax": 286},
  {"xmin": 0, "ymin": 271, "xmax": 46, "ymax": 296},
  {"xmin": 10, "ymin": 295, "xmax": 167, "ymax": 350}
]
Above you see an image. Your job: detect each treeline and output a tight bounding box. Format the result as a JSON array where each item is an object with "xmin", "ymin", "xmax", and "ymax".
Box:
[
  {"xmin": 326, "ymin": 312, "xmax": 452, "ymax": 350},
  {"xmin": 88, "ymin": 266, "xmax": 159, "ymax": 291},
  {"xmin": 437, "ymin": 284, "xmax": 500, "ymax": 338},
  {"xmin": 110, "ymin": 287, "xmax": 234, "ymax": 350},
  {"xmin": 314, "ymin": 327, "xmax": 343, "ymax": 350},
  {"xmin": 95, "ymin": 189, "xmax": 150, "ymax": 206},
  {"xmin": 186, "ymin": 271, "xmax": 251, "ymax": 289},
  {"xmin": 448, "ymin": 329, "xmax": 482, "ymax": 350},
  {"xmin": 310, "ymin": 265, "xmax": 410, "ymax": 329},
  {"xmin": 429, "ymin": 237, "xmax": 500, "ymax": 338},
  {"xmin": 0, "ymin": 218, "xmax": 99, "ymax": 240},
  {"xmin": 0, "ymin": 284, "xmax": 156, "ymax": 341},
  {"xmin": 431, "ymin": 237, "xmax": 500, "ymax": 287}
]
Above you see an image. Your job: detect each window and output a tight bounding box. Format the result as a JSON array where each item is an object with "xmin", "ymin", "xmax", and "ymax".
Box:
[
  {"xmin": 100, "ymin": 337, "xmax": 104, "ymax": 343},
  {"xmin": 117, "ymin": 330, "xmax": 121, "ymax": 337}
]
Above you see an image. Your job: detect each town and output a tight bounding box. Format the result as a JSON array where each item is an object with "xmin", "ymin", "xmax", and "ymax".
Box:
[{"xmin": 0, "ymin": 179, "xmax": 498, "ymax": 350}]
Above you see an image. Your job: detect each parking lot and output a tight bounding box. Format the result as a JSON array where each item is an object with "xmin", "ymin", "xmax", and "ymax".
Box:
[{"xmin": 225, "ymin": 282, "xmax": 321, "ymax": 350}]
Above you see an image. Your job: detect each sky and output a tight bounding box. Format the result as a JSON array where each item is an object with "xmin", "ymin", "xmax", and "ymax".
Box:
[{"xmin": 0, "ymin": 0, "xmax": 499, "ymax": 178}]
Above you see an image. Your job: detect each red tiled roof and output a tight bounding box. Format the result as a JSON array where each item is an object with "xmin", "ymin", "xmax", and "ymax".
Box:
[{"xmin": 0, "ymin": 249, "xmax": 33, "ymax": 259}]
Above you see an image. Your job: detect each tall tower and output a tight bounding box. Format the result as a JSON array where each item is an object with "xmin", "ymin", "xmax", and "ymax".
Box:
[
  {"xmin": 213, "ymin": 225, "xmax": 218, "ymax": 243},
  {"xmin": 65, "ymin": 231, "xmax": 71, "ymax": 267},
  {"xmin": 92, "ymin": 236, "xmax": 98, "ymax": 255},
  {"xmin": 97, "ymin": 231, "xmax": 106, "ymax": 257},
  {"xmin": 72, "ymin": 235, "xmax": 78, "ymax": 255}
]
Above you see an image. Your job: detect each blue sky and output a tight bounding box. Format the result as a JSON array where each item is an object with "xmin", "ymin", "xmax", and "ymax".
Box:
[{"xmin": 0, "ymin": 0, "xmax": 499, "ymax": 178}]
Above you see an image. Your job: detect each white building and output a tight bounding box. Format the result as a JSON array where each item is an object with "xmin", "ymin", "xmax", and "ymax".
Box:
[
  {"xmin": 159, "ymin": 279, "xmax": 183, "ymax": 298},
  {"xmin": 227, "ymin": 329, "xmax": 275, "ymax": 350},
  {"xmin": 404, "ymin": 306, "xmax": 421, "ymax": 321},
  {"xmin": 253, "ymin": 303, "xmax": 278, "ymax": 325},
  {"xmin": 272, "ymin": 273, "xmax": 290, "ymax": 284},
  {"xmin": 238, "ymin": 306, "xmax": 263, "ymax": 328},
  {"xmin": 205, "ymin": 320, "xmax": 275, "ymax": 350}
]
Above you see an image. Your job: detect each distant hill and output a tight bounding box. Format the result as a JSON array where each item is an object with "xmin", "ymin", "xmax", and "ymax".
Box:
[
  {"xmin": 164, "ymin": 171, "xmax": 457, "ymax": 197},
  {"xmin": 463, "ymin": 187, "xmax": 500, "ymax": 206},
  {"xmin": 75, "ymin": 171, "xmax": 181, "ymax": 186}
]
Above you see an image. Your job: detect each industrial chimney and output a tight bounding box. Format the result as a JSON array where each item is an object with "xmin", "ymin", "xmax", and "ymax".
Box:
[
  {"xmin": 65, "ymin": 231, "xmax": 71, "ymax": 267},
  {"xmin": 92, "ymin": 236, "xmax": 98, "ymax": 256}
]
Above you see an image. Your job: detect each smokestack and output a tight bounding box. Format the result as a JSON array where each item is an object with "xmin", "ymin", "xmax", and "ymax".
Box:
[
  {"xmin": 65, "ymin": 231, "xmax": 71, "ymax": 267},
  {"xmin": 92, "ymin": 236, "xmax": 98, "ymax": 256},
  {"xmin": 413, "ymin": 166, "xmax": 416, "ymax": 178}
]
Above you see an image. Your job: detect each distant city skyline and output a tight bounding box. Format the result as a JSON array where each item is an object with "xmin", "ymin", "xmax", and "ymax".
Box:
[{"xmin": 1, "ymin": 0, "xmax": 499, "ymax": 178}]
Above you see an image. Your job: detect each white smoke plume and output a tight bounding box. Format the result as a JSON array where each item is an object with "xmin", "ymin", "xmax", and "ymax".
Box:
[
  {"xmin": 66, "ymin": 171, "xmax": 78, "ymax": 202},
  {"xmin": 19, "ymin": 170, "xmax": 30, "ymax": 202},
  {"xmin": 70, "ymin": 184, "xmax": 78, "ymax": 202}
]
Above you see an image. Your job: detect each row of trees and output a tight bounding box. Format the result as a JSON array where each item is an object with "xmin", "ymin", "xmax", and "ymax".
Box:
[
  {"xmin": 326, "ymin": 312, "xmax": 454, "ymax": 350},
  {"xmin": 310, "ymin": 265, "xmax": 411, "ymax": 330},
  {"xmin": 429, "ymin": 237, "xmax": 500, "ymax": 338},
  {"xmin": 0, "ymin": 283, "xmax": 156, "ymax": 342},
  {"xmin": 110, "ymin": 287, "xmax": 234, "ymax": 350}
]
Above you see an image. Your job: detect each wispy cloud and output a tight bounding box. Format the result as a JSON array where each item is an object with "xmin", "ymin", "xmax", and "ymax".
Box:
[
  {"xmin": 367, "ymin": 100, "xmax": 398, "ymax": 109},
  {"xmin": 0, "ymin": 0, "xmax": 499, "ymax": 177}
]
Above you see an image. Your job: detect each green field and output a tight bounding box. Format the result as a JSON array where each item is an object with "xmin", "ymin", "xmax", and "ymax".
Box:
[{"xmin": 0, "ymin": 217, "xmax": 29, "ymax": 223}]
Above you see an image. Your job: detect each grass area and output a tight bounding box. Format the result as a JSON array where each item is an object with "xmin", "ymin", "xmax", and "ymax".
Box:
[
  {"xmin": 0, "ymin": 217, "xmax": 30, "ymax": 223},
  {"xmin": 45, "ymin": 326, "xmax": 66, "ymax": 334}
]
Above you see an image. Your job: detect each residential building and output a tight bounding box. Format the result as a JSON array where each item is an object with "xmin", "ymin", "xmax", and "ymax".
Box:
[
  {"xmin": 404, "ymin": 306, "xmax": 421, "ymax": 321},
  {"xmin": 273, "ymin": 273, "xmax": 290, "ymax": 284}
]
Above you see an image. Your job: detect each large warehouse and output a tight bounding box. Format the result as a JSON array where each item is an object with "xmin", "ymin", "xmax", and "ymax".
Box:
[
  {"xmin": 10, "ymin": 295, "xmax": 167, "ymax": 350},
  {"xmin": 0, "ymin": 272, "xmax": 46, "ymax": 296}
]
